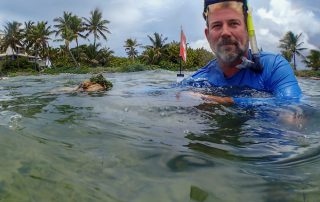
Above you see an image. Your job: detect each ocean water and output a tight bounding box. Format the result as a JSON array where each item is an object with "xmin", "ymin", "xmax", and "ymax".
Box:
[{"xmin": 0, "ymin": 70, "xmax": 319, "ymax": 202}]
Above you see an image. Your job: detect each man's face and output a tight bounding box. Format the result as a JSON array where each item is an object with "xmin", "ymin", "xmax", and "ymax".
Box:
[{"xmin": 205, "ymin": 7, "xmax": 249, "ymax": 65}]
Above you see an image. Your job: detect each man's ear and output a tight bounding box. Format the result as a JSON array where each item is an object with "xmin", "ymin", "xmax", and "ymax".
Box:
[{"xmin": 205, "ymin": 27, "xmax": 209, "ymax": 41}]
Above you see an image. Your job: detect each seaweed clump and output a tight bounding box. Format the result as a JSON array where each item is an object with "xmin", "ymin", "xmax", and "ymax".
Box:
[{"xmin": 89, "ymin": 74, "xmax": 113, "ymax": 90}]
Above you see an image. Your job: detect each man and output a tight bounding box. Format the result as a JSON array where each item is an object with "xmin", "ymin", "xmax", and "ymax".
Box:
[{"xmin": 187, "ymin": 0, "xmax": 302, "ymax": 103}]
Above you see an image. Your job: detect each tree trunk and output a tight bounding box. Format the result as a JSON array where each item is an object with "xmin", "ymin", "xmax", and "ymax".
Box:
[
  {"xmin": 34, "ymin": 54, "xmax": 37, "ymax": 71},
  {"xmin": 293, "ymin": 52, "xmax": 297, "ymax": 71},
  {"xmin": 93, "ymin": 31, "xmax": 96, "ymax": 48},
  {"xmin": 68, "ymin": 48, "xmax": 80, "ymax": 69},
  {"xmin": 76, "ymin": 38, "xmax": 79, "ymax": 60},
  {"xmin": 65, "ymin": 40, "xmax": 80, "ymax": 68},
  {"xmin": 17, "ymin": 55, "xmax": 20, "ymax": 69}
]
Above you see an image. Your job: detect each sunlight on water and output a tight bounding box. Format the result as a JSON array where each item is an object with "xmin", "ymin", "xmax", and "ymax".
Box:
[{"xmin": 0, "ymin": 71, "xmax": 319, "ymax": 201}]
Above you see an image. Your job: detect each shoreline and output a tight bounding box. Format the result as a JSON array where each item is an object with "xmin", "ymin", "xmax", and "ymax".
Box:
[
  {"xmin": 296, "ymin": 76, "xmax": 320, "ymax": 80},
  {"xmin": 1, "ymin": 68, "xmax": 319, "ymax": 79}
]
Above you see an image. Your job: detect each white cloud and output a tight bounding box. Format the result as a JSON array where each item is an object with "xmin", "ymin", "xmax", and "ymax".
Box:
[
  {"xmin": 259, "ymin": 29, "xmax": 269, "ymax": 36},
  {"xmin": 255, "ymin": 0, "xmax": 320, "ymax": 59},
  {"xmin": 0, "ymin": 15, "xmax": 4, "ymax": 26},
  {"xmin": 299, "ymin": 34, "xmax": 318, "ymax": 50},
  {"xmin": 102, "ymin": 0, "xmax": 187, "ymax": 55},
  {"xmin": 139, "ymin": 0, "xmax": 177, "ymax": 10},
  {"xmin": 256, "ymin": 28, "xmax": 279, "ymax": 52},
  {"xmin": 257, "ymin": 0, "xmax": 320, "ymax": 36},
  {"xmin": 189, "ymin": 39, "xmax": 211, "ymax": 52},
  {"xmin": 107, "ymin": 6, "xmax": 143, "ymax": 30},
  {"xmin": 0, "ymin": 0, "xmax": 318, "ymax": 57}
]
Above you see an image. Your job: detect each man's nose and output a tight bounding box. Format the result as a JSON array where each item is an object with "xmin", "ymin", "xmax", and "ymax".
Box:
[{"xmin": 221, "ymin": 24, "xmax": 232, "ymax": 37}]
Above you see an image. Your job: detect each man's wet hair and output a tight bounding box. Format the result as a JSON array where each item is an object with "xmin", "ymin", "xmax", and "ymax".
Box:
[{"xmin": 204, "ymin": 1, "xmax": 248, "ymax": 28}]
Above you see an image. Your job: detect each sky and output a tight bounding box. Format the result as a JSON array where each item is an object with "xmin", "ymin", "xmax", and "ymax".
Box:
[{"xmin": 0, "ymin": 0, "xmax": 319, "ymax": 69}]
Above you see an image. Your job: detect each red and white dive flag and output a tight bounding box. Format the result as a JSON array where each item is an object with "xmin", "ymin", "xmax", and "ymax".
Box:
[{"xmin": 179, "ymin": 29, "xmax": 187, "ymax": 62}]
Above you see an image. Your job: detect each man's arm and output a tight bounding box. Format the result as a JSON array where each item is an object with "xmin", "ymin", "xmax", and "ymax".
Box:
[
  {"xmin": 186, "ymin": 92, "xmax": 234, "ymax": 104},
  {"xmin": 266, "ymin": 55, "xmax": 302, "ymax": 98}
]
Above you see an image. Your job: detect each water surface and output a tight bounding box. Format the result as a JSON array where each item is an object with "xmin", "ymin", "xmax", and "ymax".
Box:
[{"xmin": 0, "ymin": 71, "xmax": 319, "ymax": 202}]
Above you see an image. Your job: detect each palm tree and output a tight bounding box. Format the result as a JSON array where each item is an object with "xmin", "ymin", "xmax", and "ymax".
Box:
[
  {"xmin": 142, "ymin": 48, "xmax": 155, "ymax": 65},
  {"xmin": 164, "ymin": 41, "xmax": 180, "ymax": 63},
  {"xmin": 78, "ymin": 43, "xmax": 113, "ymax": 67},
  {"xmin": 146, "ymin": 32, "xmax": 168, "ymax": 50},
  {"xmin": 303, "ymin": 49, "xmax": 320, "ymax": 71},
  {"xmin": 53, "ymin": 11, "xmax": 73, "ymax": 50},
  {"xmin": 22, "ymin": 21, "xmax": 35, "ymax": 53},
  {"xmin": 124, "ymin": 38, "xmax": 141, "ymax": 61},
  {"xmin": 144, "ymin": 32, "xmax": 168, "ymax": 65},
  {"xmin": 69, "ymin": 15, "xmax": 86, "ymax": 59},
  {"xmin": 97, "ymin": 46, "xmax": 114, "ymax": 66},
  {"xmin": 83, "ymin": 8, "xmax": 110, "ymax": 47},
  {"xmin": 26, "ymin": 21, "xmax": 53, "ymax": 57},
  {"xmin": 142, "ymin": 48, "xmax": 161, "ymax": 65},
  {"xmin": 279, "ymin": 31, "xmax": 306, "ymax": 70},
  {"xmin": 2, "ymin": 21, "xmax": 24, "ymax": 56},
  {"xmin": 54, "ymin": 12, "xmax": 79, "ymax": 67},
  {"xmin": 280, "ymin": 50, "xmax": 292, "ymax": 62},
  {"xmin": 0, "ymin": 34, "xmax": 4, "ymax": 51}
]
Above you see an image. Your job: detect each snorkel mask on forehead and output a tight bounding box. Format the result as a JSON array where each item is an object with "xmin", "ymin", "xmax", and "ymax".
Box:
[
  {"xmin": 203, "ymin": 0, "xmax": 248, "ymax": 19},
  {"xmin": 203, "ymin": 0, "xmax": 263, "ymax": 73}
]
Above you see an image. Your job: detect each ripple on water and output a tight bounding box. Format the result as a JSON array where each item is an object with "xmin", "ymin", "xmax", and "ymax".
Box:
[
  {"xmin": 0, "ymin": 72, "xmax": 319, "ymax": 201},
  {"xmin": 0, "ymin": 111, "xmax": 22, "ymax": 129}
]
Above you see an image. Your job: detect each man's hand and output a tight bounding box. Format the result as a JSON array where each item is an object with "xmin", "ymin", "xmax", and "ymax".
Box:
[{"xmin": 187, "ymin": 92, "xmax": 234, "ymax": 104}]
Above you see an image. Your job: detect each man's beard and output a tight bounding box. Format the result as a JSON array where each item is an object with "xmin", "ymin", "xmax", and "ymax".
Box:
[{"xmin": 213, "ymin": 38, "xmax": 247, "ymax": 65}]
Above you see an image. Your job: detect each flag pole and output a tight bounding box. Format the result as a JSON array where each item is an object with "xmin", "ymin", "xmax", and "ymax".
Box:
[
  {"xmin": 179, "ymin": 55, "xmax": 182, "ymax": 75},
  {"xmin": 177, "ymin": 26, "xmax": 185, "ymax": 83}
]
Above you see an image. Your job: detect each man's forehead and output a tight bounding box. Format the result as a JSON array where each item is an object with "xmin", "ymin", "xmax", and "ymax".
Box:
[
  {"xmin": 207, "ymin": 1, "xmax": 244, "ymax": 16},
  {"xmin": 208, "ymin": 6, "xmax": 245, "ymax": 22}
]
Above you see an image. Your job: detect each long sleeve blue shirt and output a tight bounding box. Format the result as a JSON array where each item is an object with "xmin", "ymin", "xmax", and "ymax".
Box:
[{"xmin": 189, "ymin": 51, "xmax": 302, "ymax": 98}]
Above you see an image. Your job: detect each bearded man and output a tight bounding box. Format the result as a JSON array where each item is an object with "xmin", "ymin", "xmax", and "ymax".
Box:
[{"xmin": 188, "ymin": 0, "xmax": 301, "ymax": 103}]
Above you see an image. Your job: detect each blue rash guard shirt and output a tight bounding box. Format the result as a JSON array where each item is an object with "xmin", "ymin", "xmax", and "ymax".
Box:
[{"xmin": 188, "ymin": 51, "xmax": 302, "ymax": 99}]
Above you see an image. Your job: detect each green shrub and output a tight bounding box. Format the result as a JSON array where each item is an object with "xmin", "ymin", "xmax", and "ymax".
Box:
[
  {"xmin": 42, "ymin": 66, "xmax": 90, "ymax": 74},
  {"xmin": 1, "ymin": 57, "xmax": 38, "ymax": 73},
  {"xmin": 109, "ymin": 57, "xmax": 132, "ymax": 67},
  {"xmin": 159, "ymin": 60, "xmax": 179, "ymax": 71},
  {"xmin": 295, "ymin": 70, "xmax": 320, "ymax": 77}
]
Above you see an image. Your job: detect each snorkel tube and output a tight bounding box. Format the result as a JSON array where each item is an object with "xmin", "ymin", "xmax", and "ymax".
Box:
[
  {"xmin": 237, "ymin": 0, "xmax": 263, "ymax": 72},
  {"xmin": 247, "ymin": 4, "xmax": 259, "ymax": 55}
]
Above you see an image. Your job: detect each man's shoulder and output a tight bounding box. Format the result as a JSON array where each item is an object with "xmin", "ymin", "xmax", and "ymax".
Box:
[
  {"xmin": 192, "ymin": 59, "xmax": 218, "ymax": 77},
  {"xmin": 259, "ymin": 51, "xmax": 290, "ymax": 72},
  {"xmin": 260, "ymin": 51, "xmax": 282, "ymax": 59},
  {"xmin": 260, "ymin": 51, "xmax": 286, "ymax": 63}
]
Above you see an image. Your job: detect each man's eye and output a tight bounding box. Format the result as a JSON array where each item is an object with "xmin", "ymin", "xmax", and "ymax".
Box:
[
  {"xmin": 211, "ymin": 24, "xmax": 221, "ymax": 29},
  {"xmin": 230, "ymin": 21, "xmax": 240, "ymax": 27}
]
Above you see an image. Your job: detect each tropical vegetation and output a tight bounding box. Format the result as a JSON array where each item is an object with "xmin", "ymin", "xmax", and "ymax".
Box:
[
  {"xmin": 0, "ymin": 9, "xmax": 319, "ymax": 78},
  {"xmin": 0, "ymin": 8, "xmax": 214, "ymax": 76},
  {"xmin": 278, "ymin": 31, "xmax": 320, "ymax": 77},
  {"xmin": 1, "ymin": 21, "xmax": 23, "ymax": 55},
  {"xmin": 279, "ymin": 31, "xmax": 307, "ymax": 71},
  {"xmin": 303, "ymin": 49, "xmax": 320, "ymax": 71},
  {"xmin": 124, "ymin": 38, "xmax": 140, "ymax": 62}
]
